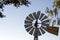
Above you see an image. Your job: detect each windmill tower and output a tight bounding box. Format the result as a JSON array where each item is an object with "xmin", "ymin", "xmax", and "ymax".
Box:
[{"xmin": 24, "ymin": 11, "xmax": 59, "ymax": 40}]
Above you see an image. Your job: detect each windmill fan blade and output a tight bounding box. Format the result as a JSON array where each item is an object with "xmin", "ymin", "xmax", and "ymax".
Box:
[
  {"xmin": 41, "ymin": 25, "xmax": 47, "ymax": 31},
  {"xmin": 42, "ymin": 23, "xmax": 49, "ymax": 26},
  {"xmin": 42, "ymin": 19, "xmax": 49, "ymax": 23},
  {"xmin": 26, "ymin": 26, "xmax": 33, "ymax": 32},
  {"xmin": 33, "ymin": 28, "xmax": 41, "ymax": 36},
  {"xmin": 40, "ymin": 27, "xmax": 45, "ymax": 34},
  {"xmin": 41, "ymin": 16, "xmax": 47, "ymax": 21},
  {"xmin": 24, "ymin": 24, "xmax": 32, "ymax": 28},
  {"xmin": 25, "ymin": 20, "xmax": 32, "ymax": 24},
  {"xmin": 38, "ymin": 29, "xmax": 41, "ymax": 36},
  {"xmin": 29, "ymin": 28, "xmax": 34, "ymax": 35},
  {"xmin": 36, "ymin": 11, "xmax": 40, "ymax": 19},
  {"xmin": 39, "ymin": 13, "xmax": 44, "ymax": 20},
  {"xmin": 25, "ymin": 19, "xmax": 32, "ymax": 23},
  {"xmin": 29, "ymin": 14, "xmax": 35, "ymax": 20},
  {"xmin": 33, "ymin": 12, "xmax": 37, "ymax": 19},
  {"xmin": 47, "ymin": 26, "xmax": 59, "ymax": 36},
  {"xmin": 26, "ymin": 16, "xmax": 33, "ymax": 22}
]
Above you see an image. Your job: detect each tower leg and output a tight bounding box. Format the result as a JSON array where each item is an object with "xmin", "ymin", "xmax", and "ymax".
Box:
[{"xmin": 34, "ymin": 36, "xmax": 38, "ymax": 40}]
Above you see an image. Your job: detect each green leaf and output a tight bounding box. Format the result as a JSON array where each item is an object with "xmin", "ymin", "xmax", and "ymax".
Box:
[
  {"xmin": 53, "ymin": 8, "xmax": 58, "ymax": 16},
  {"xmin": 50, "ymin": 10, "xmax": 53, "ymax": 16}
]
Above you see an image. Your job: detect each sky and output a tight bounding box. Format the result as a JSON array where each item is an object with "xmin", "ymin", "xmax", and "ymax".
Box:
[{"xmin": 0, "ymin": 0, "xmax": 60, "ymax": 40}]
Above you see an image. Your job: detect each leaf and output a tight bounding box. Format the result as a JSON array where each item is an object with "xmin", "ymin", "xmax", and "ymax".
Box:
[
  {"xmin": 50, "ymin": 10, "xmax": 53, "ymax": 15},
  {"xmin": 53, "ymin": 0, "xmax": 60, "ymax": 8},
  {"xmin": 53, "ymin": 8, "xmax": 58, "ymax": 16},
  {"xmin": 48, "ymin": 13, "xmax": 52, "ymax": 18},
  {"xmin": 47, "ymin": 10, "xmax": 53, "ymax": 18}
]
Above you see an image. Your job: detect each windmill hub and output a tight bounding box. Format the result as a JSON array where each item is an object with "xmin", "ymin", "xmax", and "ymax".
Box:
[{"xmin": 32, "ymin": 19, "xmax": 42, "ymax": 28}]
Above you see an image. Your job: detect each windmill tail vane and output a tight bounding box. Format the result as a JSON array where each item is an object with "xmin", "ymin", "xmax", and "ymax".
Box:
[{"xmin": 46, "ymin": 26, "xmax": 59, "ymax": 36}]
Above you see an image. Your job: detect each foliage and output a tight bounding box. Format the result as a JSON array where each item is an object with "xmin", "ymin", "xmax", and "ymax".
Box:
[
  {"xmin": 0, "ymin": 0, "xmax": 60, "ymax": 18},
  {"xmin": 0, "ymin": 0, "xmax": 30, "ymax": 18},
  {"xmin": 53, "ymin": 0, "xmax": 60, "ymax": 9},
  {"xmin": 45, "ymin": 7, "xmax": 58, "ymax": 17},
  {"xmin": 3, "ymin": 0, "xmax": 30, "ymax": 7},
  {"xmin": 45, "ymin": 0, "xmax": 60, "ymax": 18}
]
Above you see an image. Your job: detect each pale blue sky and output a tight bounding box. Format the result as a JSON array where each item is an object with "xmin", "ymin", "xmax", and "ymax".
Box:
[{"xmin": 0, "ymin": 0, "xmax": 60, "ymax": 40}]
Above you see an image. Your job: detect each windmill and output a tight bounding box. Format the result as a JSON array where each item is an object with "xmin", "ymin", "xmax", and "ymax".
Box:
[{"xmin": 24, "ymin": 11, "xmax": 59, "ymax": 40}]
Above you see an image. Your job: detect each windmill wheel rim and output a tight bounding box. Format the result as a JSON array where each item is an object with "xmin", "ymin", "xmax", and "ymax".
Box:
[{"xmin": 24, "ymin": 11, "xmax": 49, "ymax": 36}]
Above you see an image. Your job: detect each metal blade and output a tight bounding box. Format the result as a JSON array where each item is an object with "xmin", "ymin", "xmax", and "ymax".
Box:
[
  {"xmin": 36, "ymin": 11, "xmax": 40, "ymax": 19},
  {"xmin": 39, "ymin": 13, "xmax": 44, "ymax": 20},
  {"xmin": 33, "ymin": 29, "xmax": 35, "ymax": 35},
  {"xmin": 41, "ymin": 25, "xmax": 47, "ymax": 31},
  {"xmin": 29, "ymin": 28, "xmax": 34, "ymax": 35},
  {"xmin": 42, "ymin": 23, "xmax": 49, "ymax": 26},
  {"xmin": 24, "ymin": 24, "xmax": 32, "ymax": 28},
  {"xmin": 33, "ymin": 28, "xmax": 41, "ymax": 36},
  {"xmin": 26, "ymin": 16, "xmax": 33, "ymax": 22},
  {"xmin": 33, "ymin": 12, "xmax": 37, "ymax": 19},
  {"xmin": 29, "ymin": 14, "xmax": 35, "ymax": 20},
  {"xmin": 42, "ymin": 19, "xmax": 49, "ymax": 23},
  {"xmin": 38, "ymin": 29, "xmax": 41, "ymax": 36},
  {"xmin": 39, "ymin": 27, "xmax": 45, "ymax": 34},
  {"xmin": 26, "ymin": 26, "xmax": 33, "ymax": 32},
  {"xmin": 41, "ymin": 16, "xmax": 47, "ymax": 21},
  {"xmin": 25, "ymin": 20, "xmax": 32, "ymax": 24},
  {"xmin": 40, "ymin": 15, "xmax": 45, "ymax": 21},
  {"xmin": 47, "ymin": 26, "xmax": 59, "ymax": 36},
  {"xmin": 25, "ymin": 19, "xmax": 32, "ymax": 23},
  {"xmin": 41, "ymin": 18, "xmax": 49, "ymax": 23}
]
